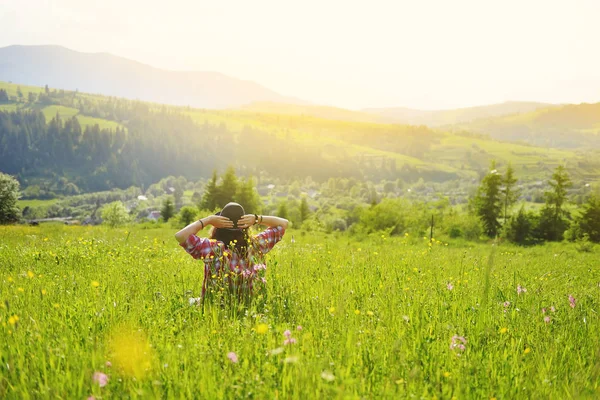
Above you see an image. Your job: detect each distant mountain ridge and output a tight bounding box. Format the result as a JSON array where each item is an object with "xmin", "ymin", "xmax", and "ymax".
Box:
[
  {"xmin": 363, "ymin": 101, "xmax": 554, "ymax": 126},
  {"xmin": 0, "ymin": 45, "xmax": 306, "ymax": 109}
]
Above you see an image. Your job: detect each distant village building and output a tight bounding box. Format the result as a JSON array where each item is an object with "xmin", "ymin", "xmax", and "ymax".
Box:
[{"xmin": 148, "ymin": 211, "xmax": 161, "ymax": 221}]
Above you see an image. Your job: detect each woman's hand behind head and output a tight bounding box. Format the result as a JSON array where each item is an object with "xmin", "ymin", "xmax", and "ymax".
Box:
[{"xmin": 209, "ymin": 215, "xmax": 235, "ymax": 229}]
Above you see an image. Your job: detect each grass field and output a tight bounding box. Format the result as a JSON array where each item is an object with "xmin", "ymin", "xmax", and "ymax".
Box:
[{"xmin": 1, "ymin": 225, "xmax": 599, "ymax": 399}]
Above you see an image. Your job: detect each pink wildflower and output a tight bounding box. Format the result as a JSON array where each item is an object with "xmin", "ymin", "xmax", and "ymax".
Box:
[
  {"xmin": 542, "ymin": 308, "xmax": 547, "ymax": 314},
  {"xmin": 283, "ymin": 330, "xmax": 292, "ymax": 338},
  {"xmin": 284, "ymin": 338, "xmax": 297, "ymax": 345},
  {"xmin": 87, "ymin": 396, "xmax": 96, "ymax": 400},
  {"xmin": 503, "ymin": 301, "xmax": 510, "ymax": 307},
  {"xmin": 447, "ymin": 283, "xmax": 454, "ymax": 291},
  {"xmin": 450, "ymin": 335, "xmax": 467, "ymax": 355},
  {"xmin": 105, "ymin": 361, "xmax": 112, "ymax": 368},
  {"xmin": 517, "ymin": 285, "xmax": 527, "ymax": 295},
  {"xmin": 92, "ymin": 372, "xmax": 108, "ymax": 388},
  {"xmin": 260, "ymin": 277, "xmax": 267, "ymax": 284},
  {"xmin": 569, "ymin": 295, "xmax": 576, "ymax": 308},
  {"xmin": 227, "ymin": 352, "xmax": 238, "ymax": 363},
  {"xmin": 544, "ymin": 316, "xmax": 551, "ymax": 324},
  {"xmin": 297, "ymin": 325, "xmax": 303, "ymax": 331},
  {"xmin": 550, "ymin": 306, "xmax": 556, "ymax": 312}
]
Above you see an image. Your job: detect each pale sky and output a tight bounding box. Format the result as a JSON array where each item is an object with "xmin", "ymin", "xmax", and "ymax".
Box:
[{"xmin": 1, "ymin": 0, "xmax": 599, "ymax": 109}]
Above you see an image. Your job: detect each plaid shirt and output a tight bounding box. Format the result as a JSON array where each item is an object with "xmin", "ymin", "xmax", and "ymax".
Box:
[{"xmin": 180, "ymin": 226, "xmax": 285, "ymax": 297}]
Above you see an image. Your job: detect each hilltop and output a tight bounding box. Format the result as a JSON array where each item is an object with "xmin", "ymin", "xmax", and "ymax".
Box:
[{"xmin": 0, "ymin": 45, "xmax": 305, "ymax": 109}]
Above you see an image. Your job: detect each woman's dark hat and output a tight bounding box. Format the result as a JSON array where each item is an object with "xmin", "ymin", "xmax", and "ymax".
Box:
[{"xmin": 216, "ymin": 202, "xmax": 245, "ymax": 230}]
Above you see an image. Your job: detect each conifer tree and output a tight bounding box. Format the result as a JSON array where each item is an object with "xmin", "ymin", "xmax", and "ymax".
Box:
[
  {"xmin": 473, "ymin": 161, "xmax": 503, "ymax": 237},
  {"xmin": 161, "ymin": 197, "xmax": 175, "ymax": 222},
  {"xmin": 501, "ymin": 163, "xmax": 519, "ymax": 224},
  {"xmin": 200, "ymin": 171, "xmax": 219, "ymax": 211}
]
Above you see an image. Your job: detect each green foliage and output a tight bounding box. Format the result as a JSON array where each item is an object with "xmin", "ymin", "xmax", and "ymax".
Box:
[
  {"xmin": 276, "ymin": 201, "xmax": 289, "ymax": 220},
  {"xmin": 473, "ymin": 161, "xmax": 503, "ymax": 237},
  {"xmin": 161, "ymin": 197, "xmax": 175, "ymax": 222},
  {"xmin": 537, "ymin": 166, "xmax": 572, "ymax": 241},
  {"xmin": 299, "ymin": 197, "xmax": 311, "ymax": 225},
  {"xmin": 200, "ymin": 171, "xmax": 219, "ymax": 211},
  {"xmin": 568, "ymin": 195, "xmax": 600, "ymax": 243},
  {"xmin": 235, "ymin": 177, "xmax": 261, "ymax": 214},
  {"xmin": 100, "ymin": 201, "xmax": 129, "ymax": 228},
  {"xmin": 501, "ymin": 163, "xmax": 519, "ymax": 224},
  {"xmin": 503, "ymin": 206, "xmax": 537, "ymax": 245},
  {"xmin": 177, "ymin": 206, "xmax": 199, "ymax": 227},
  {"xmin": 0, "ymin": 172, "xmax": 21, "ymax": 224}
]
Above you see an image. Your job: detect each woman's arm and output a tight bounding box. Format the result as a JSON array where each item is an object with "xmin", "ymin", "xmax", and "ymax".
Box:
[
  {"xmin": 174, "ymin": 215, "xmax": 234, "ymax": 244},
  {"xmin": 238, "ymin": 214, "xmax": 289, "ymax": 230}
]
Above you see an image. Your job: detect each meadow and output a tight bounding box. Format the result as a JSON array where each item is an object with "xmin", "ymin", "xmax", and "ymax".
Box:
[{"xmin": 1, "ymin": 224, "xmax": 599, "ymax": 399}]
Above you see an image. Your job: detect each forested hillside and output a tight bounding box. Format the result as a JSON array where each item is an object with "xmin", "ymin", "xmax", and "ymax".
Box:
[
  {"xmin": 1, "ymin": 81, "xmax": 599, "ymax": 198},
  {"xmin": 452, "ymin": 103, "xmax": 600, "ymax": 148}
]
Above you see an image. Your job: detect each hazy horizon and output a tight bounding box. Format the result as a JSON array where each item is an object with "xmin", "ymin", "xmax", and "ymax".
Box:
[{"xmin": 2, "ymin": 0, "xmax": 599, "ymax": 110}]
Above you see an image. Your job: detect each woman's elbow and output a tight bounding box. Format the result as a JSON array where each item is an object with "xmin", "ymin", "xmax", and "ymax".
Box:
[{"xmin": 281, "ymin": 219, "xmax": 289, "ymax": 230}]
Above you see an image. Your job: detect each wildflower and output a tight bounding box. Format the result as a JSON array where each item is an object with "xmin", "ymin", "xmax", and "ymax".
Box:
[
  {"xmin": 450, "ymin": 335, "xmax": 467, "ymax": 355},
  {"xmin": 7, "ymin": 276, "xmax": 13, "ymax": 282},
  {"xmin": 260, "ymin": 277, "xmax": 267, "ymax": 284},
  {"xmin": 256, "ymin": 324, "xmax": 269, "ymax": 334},
  {"xmin": 188, "ymin": 297, "xmax": 201, "ymax": 306},
  {"xmin": 321, "ymin": 370, "xmax": 335, "ymax": 382},
  {"xmin": 524, "ymin": 348, "xmax": 531, "ymax": 354},
  {"xmin": 106, "ymin": 361, "xmax": 112, "ymax": 368},
  {"xmin": 92, "ymin": 371, "xmax": 108, "ymax": 387},
  {"xmin": 88, "ymin": 396, "xmax": 96, "ymax": 400},
  {"xmin": 297, "ymin": 325, "xmax": 303, "ymax": 331},
  {"xmin": 284, "ymin": 338, "xmax": 297, "ymax": 345},
  {"xmin": 499, "ymin": 327, "xmax": 508, "ymax": 334},
  {"xmin": 354, "ymin": 309, "xmax": 361, "ymax": 315},
  {"xmin": 41, "ymin": 289, "xmax": 47, "ymax": 295},
  {"xmin": 27, "ymin": 271, "xmax": 34, "ymax": 278},
  {"xmin": 270, "ymin": 347, "xmax": 285, "ymax": 355},
  {"xmin": 443, "ymin": 371, "xmax": 451, "ymax": 377},
  {"xmin": 284, "ymin": 356, "xmax": 299, "ymax": 364},
  {"xmin": 53, "ymin": 303, "xmax": 60, "ymax": 308},
  {"xmin": 283, "ymin": 330, "xmax": 291, "ymax": 338},
  {"xmin": 517, "ymin": 285, "xmax": 527, "ymax": 295},
  {"xmin": 8, "ymin": 315, "xmax": 19, "ymax": 325},
  {"xmin": 447, "ymin": 283, "xmax": 454, "ymax": 291},
  {"xmin": 17, "ymin": 287, "xmax": 24, "ymax": 292},
  {"xmin": 367, "ymin": 311, "xmax": 374, "ymax": 316},
  {"xmin": 544, "ymin": 316, "xmax": 551, "ymax": 324},
  {"xmin": 503, "ymin": 301, "xmax": 510, "ymax": 308},
  {"xmin": 291, "ymin": 236, "xmax": 296, "ymax": 244},
  {"xmin": 569, "ymin": 295, "xmax": 576, "ymax": 308},
  {"xmin": 227, "ymin": 352, "xmax": 238, "ymax": 363},
  {"xmin": 329, "ymin": 307, "xmax": 335, "ymax": 314},
  {"xmin": 91, "ymin": 281, "xmax": 100, "ymax": 288},
  {"xmin": 542, "ymin": 308, "xmax": 547, "ymax": 314},
  {"xmin": 402, "ymin": 315, "xmax": 410, "ymax": 322},
  {"xmin": 550, "ymin": 306, "xmax": 556, "ymax": 312}
]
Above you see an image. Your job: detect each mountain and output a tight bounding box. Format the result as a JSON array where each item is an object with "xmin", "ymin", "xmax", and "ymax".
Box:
[
  {"xmin": 0, "ymin": 45, "xmax": 305, "ymax": 109},
  {"xmin": 363, "ymin": 101, "xmax": 553, "ymax": 126},
  {"xmin": 451, "ymin": 102, "xmax": 600, "ymax": 149}
]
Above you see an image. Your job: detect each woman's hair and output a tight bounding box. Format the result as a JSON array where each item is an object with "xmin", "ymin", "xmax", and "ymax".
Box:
[{"xmin": 211, "ymin": 227, "xmax": 253, "ymax": 255}]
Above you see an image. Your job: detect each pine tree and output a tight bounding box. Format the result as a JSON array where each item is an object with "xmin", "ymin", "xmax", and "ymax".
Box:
[
  {"xmin": 473, "ymin": 161, "xmax": 503, "ymax": 237},
  {"xmin": 217, "ymin": 166, "xmax": 238, "ymax": 207},
  {"xmin": 299, "ymin": 196, "xmax": 311, "ymax": 223},
  {"xmin": 161, "ymin": 197, "xmax": 175, "ymax": 222},
  {"xmin": 277, "ymin": 201, "xmax": 289, "ymax": 219},
  {"xmin": 573, "ymin": 194, "xmax": 600, "ymax": 242},
  {"xmin": 200, "ymin": 171, "xmax": 219, "ymax": 211},
  {"xmin": 501, "ymin": 163, "xmax": 519, "ymax": 224},
  {"xmin": 235, "ymin": 177, "xmax": 261, "ymax": 214},
  {"xmin": 537, "ymin": 165, "xmax": 572, "ymax": 241}
]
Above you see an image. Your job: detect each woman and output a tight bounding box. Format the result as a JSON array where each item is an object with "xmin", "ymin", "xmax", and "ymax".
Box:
[{"xmin": 175, "ymin": 202, "xmax": 288, "ymax": 301}]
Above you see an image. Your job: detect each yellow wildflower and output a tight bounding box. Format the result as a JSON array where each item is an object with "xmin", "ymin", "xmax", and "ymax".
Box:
[
  {"xmin": 27, "ymin": 271, "xmax": 34, "ymax": 278},
  {"xmin": 499, "ymin": 327, "xmax": 508, "ymax": 334},
  {"xmin": 443, "ymin": 371, "xmax": 451, "ymax": 377},
  {"xmin": 256, "ymin": 324, "xmax": 269, "ymax": 334},
  {"xmin": 8, "ymin": 315, "xmax": 19, "ymax": 325},
  {"xmin": 91, "ymin": 281, "xmax": 100, "ymax": 287},
  {"xmin": 354, "ymin": 310, "xmax": 361, "ymax": 315},
  {"xmin": 17, "ymin": 287, "xmax": 24, "ymax": 292},
  {"xmin": 524, "ymin": 348, "xmax": 531, "ymax": 354}
]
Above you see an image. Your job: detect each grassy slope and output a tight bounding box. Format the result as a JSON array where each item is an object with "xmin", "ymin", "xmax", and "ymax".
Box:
[{"xmin": 0, "ymin": 81, "xmax": 125, "ymax": 131}]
